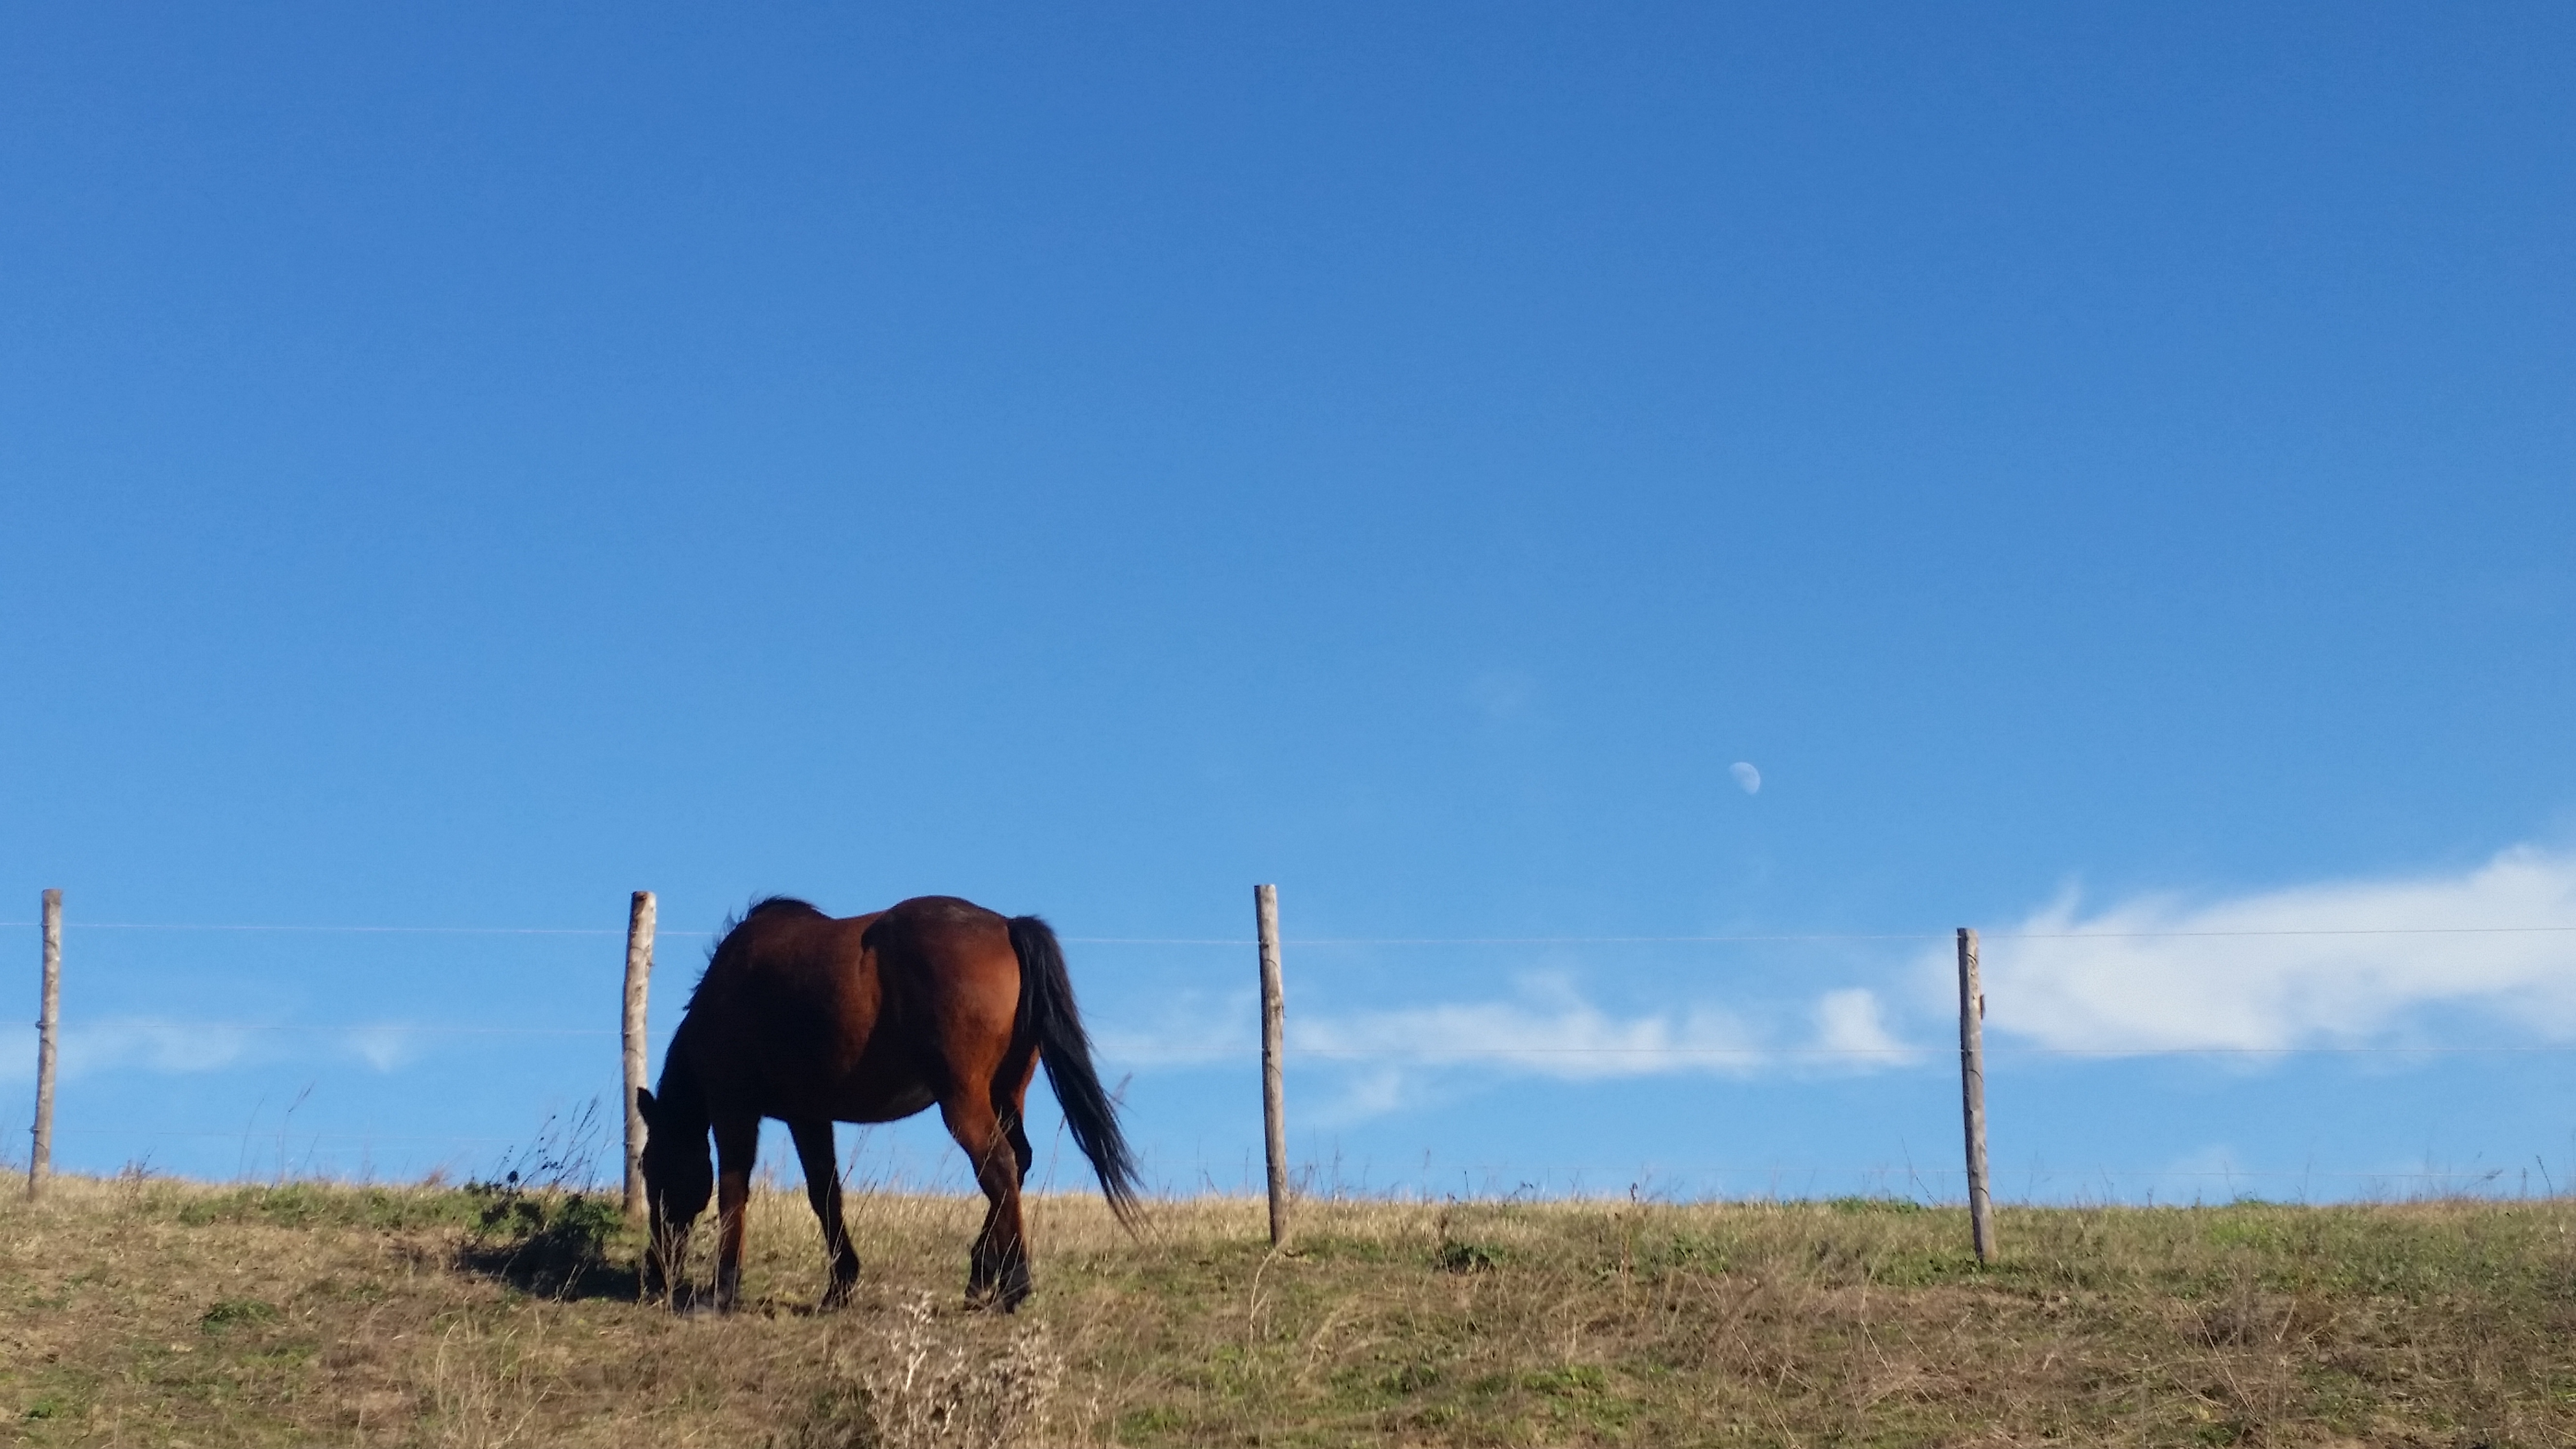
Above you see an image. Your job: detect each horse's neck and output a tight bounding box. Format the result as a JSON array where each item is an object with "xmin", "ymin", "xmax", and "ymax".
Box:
[{"xmin": 655, "ymin": 1035, "xmax": 713, "ymax": 1130}]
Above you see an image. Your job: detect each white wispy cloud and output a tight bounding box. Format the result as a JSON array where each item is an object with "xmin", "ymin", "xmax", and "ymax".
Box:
[
  {"xmin": 1090, "ymin": 843, "xmax": 2576, "ymax": 1121},
  {"xmin": 1089, "ymin": 973, "xmax": 1922, "ymax": 1121},
  {"xmin": 0, "ymin": 1020, "xmax": 447, "ymax": 1082},
  {"xmin": 1813, "ymin": 987, "xmax": 1917, "ymax": 1062},
  {"xmin": 1958, "ymin": 845, "xmax": 2576, "ymax": 1054},
  {"xmin": 1093, "ymin": 991, "xmax": 1257, "ymax": 1068},
  {"xmin": 1241, "ymin": 977, "xmax": 1919, "ymax": 1122},
  {"xmin": 53, "ymin": 1020, "xmax": 261, "ymax": 1079},
  {"xmin": 1293, "ymin": 976, "xmax": 1771, "ymax": 1082},
  {"xmin": 339, "ymin": 1026, "xmax": 425, "ymax": 1073},
  {"xmin": 1097, "ymin": 964, "xmax": 1927, "ymax": 1098}
]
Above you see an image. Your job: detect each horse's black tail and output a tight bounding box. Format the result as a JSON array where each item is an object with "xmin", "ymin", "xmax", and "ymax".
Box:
[{"xmin": 1009, "ymin": 914, "xmax": 1142, "ymax": 1225}]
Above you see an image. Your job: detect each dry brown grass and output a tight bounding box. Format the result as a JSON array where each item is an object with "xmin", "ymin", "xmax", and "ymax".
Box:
[{"xmin": 5, "ymin": 1174, "xmax": 2575, "ymax": 1446}]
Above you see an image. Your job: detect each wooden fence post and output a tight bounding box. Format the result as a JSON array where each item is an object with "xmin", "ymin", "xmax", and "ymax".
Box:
[
  {"xmin": 1957, "ymin": 925, "xmax": 1995, "ymax": 1262},
  {"xmin": 623, "ymin": 891, "xmax": 655, "ymax": 1222},
  {"xmin": 30, "ymin": 889, "xmax": 61, "ymax": 1201},
  {"xmin": 1256, "ymin": 883, "xmax": 1288, "ymax": 1247}
]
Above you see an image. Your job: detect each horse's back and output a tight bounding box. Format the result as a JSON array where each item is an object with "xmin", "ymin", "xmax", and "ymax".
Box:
[
  {"xmin": 694, "ymin": 899, "xmax": 872, "ymax": 1010},
  {"xmin": 681, "ymin": 894, "xmax": 1024, "ymax": 1123}
]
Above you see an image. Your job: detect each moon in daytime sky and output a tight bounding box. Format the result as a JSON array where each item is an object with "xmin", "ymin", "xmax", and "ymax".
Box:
[{"xmin": 1730, "ymin": 761, "xmax": 1761, "ymax": 795}]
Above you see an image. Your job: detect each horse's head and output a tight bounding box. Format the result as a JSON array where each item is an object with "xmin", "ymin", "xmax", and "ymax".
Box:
[
  {"xmin": 635, "ymin": 1087, "xmax": 711, "ymax": 1219},
  {"xmin": 634, "ymin": 1087, "xmax": 711, "ymax": 1298}
]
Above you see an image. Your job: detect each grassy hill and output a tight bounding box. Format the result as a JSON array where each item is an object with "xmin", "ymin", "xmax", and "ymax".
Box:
[{"xmin": 4, "ymin": 1175, "xmax": 2572, "ymax": 1446}]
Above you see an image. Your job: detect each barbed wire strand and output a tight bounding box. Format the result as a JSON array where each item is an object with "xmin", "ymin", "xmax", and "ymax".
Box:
[
  {"xmin": 1280, "ymin": 1045, "xmax": 2576, "ymax": 1058},
  {"xmin": 42, "ymin": 1018, "xmax": 2576, "ymax": 1056},
  {"xmin": 53, "ymin": 1022, "xmax": 616, "ymax": 1037},
  {"xmin": 1290, "ymin": 1164, "xmax": 2540, "ymax": 1183},
  {"xmin": 21, "ymin": 917, "xmax": 2567, "ymax": 1195},
  {"xmin": 28, "ymin": 1131, "xmax": 2547, "ymax": 1185},
  {"xmin": 10, "ymin": 922, "xmax": 2576, "ymax": 942},
  {"xmin": 50, "ymin": 1128, "xmax": 526, "ymax": 1143}
]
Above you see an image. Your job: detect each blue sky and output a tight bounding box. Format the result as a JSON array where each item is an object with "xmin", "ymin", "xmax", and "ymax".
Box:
[{"xmin": 3, "ymin": 3, "xmax": 2574, "ymax": 1203}]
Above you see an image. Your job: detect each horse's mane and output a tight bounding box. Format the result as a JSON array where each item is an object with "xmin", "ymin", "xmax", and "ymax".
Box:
[{"xmin": 684, "ymin": 895, "xmax": 826, "ymax": 1009}]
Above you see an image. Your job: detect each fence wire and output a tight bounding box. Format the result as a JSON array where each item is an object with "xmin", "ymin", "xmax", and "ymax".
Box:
[{"xmin": 16, "ymin": 904, "xmax": 2576, "ymax": 1199}]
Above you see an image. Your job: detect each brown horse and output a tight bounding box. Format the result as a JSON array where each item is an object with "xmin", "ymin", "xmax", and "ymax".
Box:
[{"xmin": 634, "ymin": 895, "xmax": 1137, "ymax": 1312}]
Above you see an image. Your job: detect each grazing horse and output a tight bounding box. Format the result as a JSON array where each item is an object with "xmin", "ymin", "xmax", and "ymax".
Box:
[{"xmin": 634, "ymin": 895, "xmax": 1138, "ymax": 1312}]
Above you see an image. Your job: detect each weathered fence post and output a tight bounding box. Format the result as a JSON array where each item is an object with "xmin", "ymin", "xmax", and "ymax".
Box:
[
  {"xmin": 1256, "ymin": 883, "xmax": 1288, "ymax": 1246},
  {"xmin": 30, "ymin": 889, "xmax": 61, "ymax": 1201},
  {"xmin": 1957, "ymin": 925, "xmax": 1995, "ymax": 1262},
  {"xmin": 623, "ymin": 891, "xmax": 656, "ymax": 1223}
]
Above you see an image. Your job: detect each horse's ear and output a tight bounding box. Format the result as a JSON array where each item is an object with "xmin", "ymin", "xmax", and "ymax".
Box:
[{"xmin": 634, "ymin": 1087, "xmax": 656, "ymax": 1124}]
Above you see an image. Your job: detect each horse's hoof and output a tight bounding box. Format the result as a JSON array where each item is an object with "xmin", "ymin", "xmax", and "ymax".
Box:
[
  {"xmin": 820, "ymin": 1256, "xmax": 860, "ymax": 1311},
  {"xmin": 966, "ymin": 1274, "xmax": 1031, "ymax": 1313}
]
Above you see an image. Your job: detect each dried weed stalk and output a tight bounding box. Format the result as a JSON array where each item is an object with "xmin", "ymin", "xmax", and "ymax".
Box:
[{"xmin": 785, "ymin": 1291, "xmax": 1067, "ymax": 1449}]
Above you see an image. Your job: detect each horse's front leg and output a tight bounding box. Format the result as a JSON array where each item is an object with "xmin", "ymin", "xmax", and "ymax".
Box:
[
  {"xmin": 644, "ymin": 1215, "xmax": 692, "ymax": 1306},
  {"xmin": 789, "ymin": 1118, "xmax": 861, "ymax": 1308},
  {"xmin": 711, "ymin": 1113, "xmax": 760, "ymax": 1312}
]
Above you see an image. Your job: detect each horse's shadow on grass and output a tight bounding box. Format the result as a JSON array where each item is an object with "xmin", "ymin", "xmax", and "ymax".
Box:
[
  {"xmin": 454, "ymin": 1236, "xmax": 642, "ymax": 1302},
  {"xmin": 451, "ymin": 1186, "xmax": 642, "ymax": 1303}
]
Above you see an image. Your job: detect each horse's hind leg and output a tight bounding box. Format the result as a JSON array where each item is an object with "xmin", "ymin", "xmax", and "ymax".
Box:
[
  {"xmin": 938, "ymin": 1095, "xmax": 1031, "ymax": 1310},
  {"xmin": 710, "ymin": 1112, "xmax": 759, "ymax": 1313},
  {"xmin": 1005, "ymin": 1109, "xmax": 1034, "ymax": 1186},
  {"xmin": 789, "ymin": 1119, "xmax": 861, "ymax": 1308}
]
